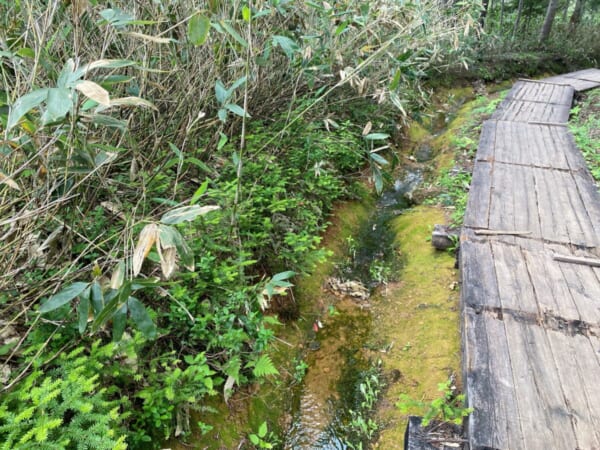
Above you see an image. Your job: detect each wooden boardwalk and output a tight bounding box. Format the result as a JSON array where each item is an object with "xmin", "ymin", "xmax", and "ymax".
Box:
[{"xmin": 461, "ymin": 69, "xmax": 600, "ymax": 450}]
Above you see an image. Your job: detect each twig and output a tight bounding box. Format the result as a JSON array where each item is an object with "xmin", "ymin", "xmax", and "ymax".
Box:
[
  {"xmin": 474, "ymin": 229, "xmax": 531, "ymax": 236},
  {"xmin": 553, "ymin": 254, "xmax": 600, "ymax": 267}
]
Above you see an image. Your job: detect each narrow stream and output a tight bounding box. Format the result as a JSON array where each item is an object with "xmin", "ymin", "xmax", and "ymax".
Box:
[{"xmin": 169, "ymin": 87, "xmax": 477, "ymax": 450}]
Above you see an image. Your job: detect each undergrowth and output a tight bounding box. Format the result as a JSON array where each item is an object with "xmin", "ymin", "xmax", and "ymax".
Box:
[{"xmin": 570, "ymin": 90, "xmax": 600, "ymax": 182}]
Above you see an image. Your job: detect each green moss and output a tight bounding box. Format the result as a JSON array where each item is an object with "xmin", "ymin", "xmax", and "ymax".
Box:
[{"xmin": 371, "ymin": 206, "xmax": 460, "ymax": 449}]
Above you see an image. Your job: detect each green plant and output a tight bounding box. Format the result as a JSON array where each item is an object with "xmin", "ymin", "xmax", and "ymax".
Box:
[
  {"xmin": 292, "ymin": 358, "xmax": 309, "ymax": 384},
  {"xmin": 248, "ymin": 421, "xmax": 278, "ymax": 449},
  {"xmin": 343, "ymin": 364, "xmax": 384, "ymax": 449},
  {"xmin": 0, "ymin": 344, "xmax": 127, "ymax": 450},
  {"xmin": 396, "ymin": 379, "xmax": 473, "ymax": 427}
]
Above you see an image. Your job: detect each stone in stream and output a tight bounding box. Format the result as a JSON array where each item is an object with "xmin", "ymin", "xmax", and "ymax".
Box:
[
  {"xmin": 326, "ymin": 277, "xmax": 370, "ymax": 301},
  {"xmin": 431, "ymin": 224, "xmax": 459, "ymax": 251}
]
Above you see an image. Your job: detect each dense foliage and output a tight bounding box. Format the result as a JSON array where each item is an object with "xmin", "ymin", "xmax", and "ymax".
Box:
[{"xmin": 0, "ymin": 0, "xmax": 598, "ymax": 448}]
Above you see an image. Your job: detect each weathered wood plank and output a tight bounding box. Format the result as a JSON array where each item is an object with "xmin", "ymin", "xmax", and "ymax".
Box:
[
  {"xmin": 474, "ymin": 120, "xmax": 496, "ymax": 163},
  {"xmin": 546, "ymin": 330, "xmax": 600, "ymax": 449},
  {"xmin": 492, "ymin": 241, "xmax": 539, "ymax": 313},
  {"xmin": 555, "ymin": 258, "xmax": 600, "ymax": 324},
  {"xmin": 543, "ymin": 76, "xmax": 600, "ymax": 91},
  {"xmin": 506, "ymin": 80, "xmax": 574, "ymax": 105},
  {"xmin": 460, "ymin": 239, "xmax": 500, "ymax": 308},
  {"xmin": 488, "ymin": 162, "xmax": 516, "ymax": 233},
  {"xmin": 492, "ymin": 99, "xmax": 571, "ymax": 123},
  {"xmin": 564, "ymin": 68, "xmax": 600, "ymax": 83},
  {"xmin": 463, "ymin": 162, "xmax": 491, "ymax": 229},
  {"xmin": 523, "ymin": 246, "xmax": 580, "ymax": 321},
  {"xmin": 503, "ymin": 315, "xmax": 575, "ymax": 449}
]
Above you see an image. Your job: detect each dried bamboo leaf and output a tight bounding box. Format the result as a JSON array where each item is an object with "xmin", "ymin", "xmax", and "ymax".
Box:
[{"xmin": 132, "ymin": 223, "xmax": 158, "ymax": 276}]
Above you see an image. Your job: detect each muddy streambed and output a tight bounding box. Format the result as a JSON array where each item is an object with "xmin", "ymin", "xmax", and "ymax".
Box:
[{"xmin": 168, "ymin": 87, "xmax": 478, "ymax": 449}]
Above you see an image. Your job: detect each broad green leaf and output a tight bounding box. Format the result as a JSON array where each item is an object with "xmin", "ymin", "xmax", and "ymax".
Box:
[
  {"xmin": 98, "ymin": 8, "xmax": 156, "ymax": 27},
  {"xmin": 217, "ymin": 132, "xmax": 228, "ymax": 150},
  {"xmin": 215, "ymin": 80, "xmax": 228, "ymax": 105},
  {"xmin": 188, "ymin": 14, "xmax": 211, "ymax": 46},
  {"xmin": 112, "ymin": 304, "xmax": 128, "ymax": 341},
  {"xmin": 229, "ymin": 76, "xmax": 247, "ymax": 93},
  {"xmin": 92, "ymin": 281, "xmax": 131, "ymax": 332},
  {"xmin": 364, "ymin": 133, "xmax": 389, "ymax": 141},
  {"xmin": 370, "ymin": 152, "xmax": 389, "ymax": 165},
  {"xmin": 190, "ymin": 179, "xmax": 210, "ymax": 205},
  {"xmin": 57, "ymin": 58, "xmax": 76, "ymax": 89},
  {"xmin": 7, "ymin": 88, "xmax": 48, "ymax": 130},
  {"xmin": 225, "ymin": 103, "xmax": 249, "ymax": 118},
  {"xmin": 217, "ymin": 108, "xmax": 227, "ymax": 122},
  {"xmin": 272, "ymin": 271, "xmax": 295, "ymax": 282},
  {"xmin": 258, "ymin": 422, "xmax": 268, "ymax": 438},
  {"xmin": 89, "ymin": 114, "xmax": 127, "ymax": 130},
  {"xmin": 219, "ymin": 20, "xmax": 248, "ymax": 47},
  {"xmin": 90, "ymin": 281, "xmax": 104, "ymax": 314},
  {"xmin": 77, "ymin": 287, "xmax": 90, "ymax": 334},
  {"xmin": 128, "ymin": 296, "xmax": 157, "ymax": 339},
  {"xmin": 160, "ymin": 204, "xmax": 220, "ymax": 224},
  {"xmin": 42, "ymin": 88, "xmax": 72, "ymax": 124},
  {"xmin": 372, "ymin": 165, "xmax": 383, "ymax": 195},
  {"xmin": 272, "ymin": 35, "xmax": 299, "ymax": 59},
  {"xmin": 40, "ymin": 281, "xmax": 89, "ymax": 313}
]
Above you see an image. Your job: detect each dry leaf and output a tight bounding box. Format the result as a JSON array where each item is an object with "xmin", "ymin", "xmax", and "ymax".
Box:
[
  {"xmin": 76, "ymin": 80, "xmax": 110, "ymax": 106},
  {"xmin": 157, "ymin": 238, "xmax": 177, "ymax": 279},
  {"xmin": 109, "ymin": 97, "xmax": 158, "ymax": 110},
  {"xmin": 362, "ymin": 121, "xmax": 372, "ymax": 136},
  {"xmin": 132, "ymin": 223, "xmax": 158, "ymax": 276},
  {"xmin": 126, "ymin": 31, "xmax": 173, "ymax": 44},
  {"xmin": 0, "ymin": 171, "xmax": 20, "ymax": 191}
]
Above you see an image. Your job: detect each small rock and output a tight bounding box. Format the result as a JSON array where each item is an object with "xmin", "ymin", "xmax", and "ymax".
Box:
[
  {"xmin": 326, "ymin": 277, "xmax": 370, "ymax": 300},
  {"xmin": 431, "ymin": 224, "xmax": 459, "ymax": 251}
]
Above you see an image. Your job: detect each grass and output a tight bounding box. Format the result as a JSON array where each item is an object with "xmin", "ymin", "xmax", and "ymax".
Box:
[{"xmin": 570, "ymin": 90, "xmax": 600, "ymax": 182}]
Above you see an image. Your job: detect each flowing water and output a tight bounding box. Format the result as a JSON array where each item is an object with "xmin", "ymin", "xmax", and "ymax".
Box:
[{"xmin": 169, "ymin": 86, "xmax": 479, "ymax": 449}]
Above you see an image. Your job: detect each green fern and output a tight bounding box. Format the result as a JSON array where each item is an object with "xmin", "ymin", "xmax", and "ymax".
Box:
[
  {"xmin": 248, "ymin": 354, "xmax": 279, "ymax": 378},
  {"xmin": 0, "ymin": 343, "xmax": 127, "ymax": 450}
]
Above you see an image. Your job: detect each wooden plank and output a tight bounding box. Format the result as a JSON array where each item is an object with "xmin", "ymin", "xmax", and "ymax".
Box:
[
  {"xmin": 551, "ymin": 169, "xmax": 588, "ymax": 246},
  {"xmin": 488, "ymin": 162, "xmax": 516, "ymax": 233},
  {"xmin": 474, "ymin": 120, "xmax": 496, "ymax": 162},
  {"xmin": 492, "ymin": 99, "xmax": 571, "ymax": 123},
  {"xmin": 573, "ymin": 171, "xmax": 600, "ymax": 241},
  {"xmin": 460, "ymin": 239, "xmax": 501, "ymax": 308},
  {"xmin": 532, "ymin": 168, "xmax": 571, "ymax": 244},
  {"xmin": 492, "ymin": 241, "xmax": 539, "ymax": 313},
  {"xmin": 503, "ymin": 315, "xmax": 576, "ymax": 449},
  {"xmin": 546, "ymin": 330, "xmax": 600, "ymax": 449},
  {"xmin": 523, "ymin": 246, "xmax": 580, "ymax": 321},
  {"xmin": 564, "ymin": 68, "xmax": 600, "ymax": 83},
  {"xmin": 555, "ymin": 126, "xmax": 588, "ymax": 172},
  {"xmin": 506, "ymin": 80, "xmax": 574, "ymax": 105},
  {"xmin": 556, "ymin": 259, "xmax": 600, "ymax": 324},
  {"xmin": 464, "ymin": 162, "xmax": 492, "ymax": 229},
  {"xmin": 544, "ymin": 76, "xmax": 600, "ymax": 91},
  {"xmin": 463, "ymin": 309, "xmax": 522, "ymax": 450}
]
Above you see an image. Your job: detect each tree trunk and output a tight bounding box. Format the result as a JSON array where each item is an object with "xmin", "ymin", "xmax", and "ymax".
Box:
[
  {"xmin": 512, "ymin": 0, "xmax": 524, "ymax": 38},
  {"xmin": 563, "ymin": 0, "xmax": 571, "ymax": 21},
  {"xmin": 539, "ymin": 0, "xmax": 560, "ymax": 43},
  {"xmin": 479, "ymin": 0, "xmax": 490, "ymax": 29},
  {"xmin": 569, "ymin": 0, "xmax": 585, "ymax": 31},
  {"xmin": 499, "ymin": 0, "xmax": 505, "ymax": 32}
]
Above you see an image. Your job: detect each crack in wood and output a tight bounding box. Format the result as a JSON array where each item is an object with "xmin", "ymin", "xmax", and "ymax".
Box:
[{"xmin": 467, "ymin": 303, "xmax": 598, "ymax": 337}]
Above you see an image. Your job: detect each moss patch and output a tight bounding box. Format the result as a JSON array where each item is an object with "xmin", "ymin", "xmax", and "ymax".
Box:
[{"xmin": 371, "ymin": 206, "xmax": 460, "ymax": 449}]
